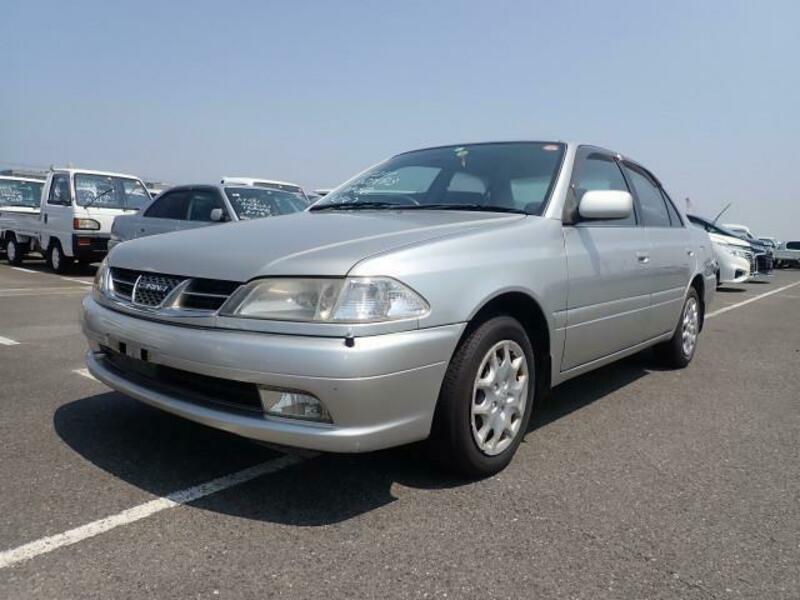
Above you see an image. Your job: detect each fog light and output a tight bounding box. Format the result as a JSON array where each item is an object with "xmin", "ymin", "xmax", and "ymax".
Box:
[{"xmin": 258, "ymin": 388, "xmax": 332, "ymax": 423}]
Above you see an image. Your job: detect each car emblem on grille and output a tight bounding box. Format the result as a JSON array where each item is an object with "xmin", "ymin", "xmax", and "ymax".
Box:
[{"xmin": 132, "ymin": 274, "xmax": 184, "ymax": 307}]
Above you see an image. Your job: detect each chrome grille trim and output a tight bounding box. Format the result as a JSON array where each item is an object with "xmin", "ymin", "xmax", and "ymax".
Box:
[{"xmin": 108, "ymin": 268, "xmax": 242, "ymax": 314}]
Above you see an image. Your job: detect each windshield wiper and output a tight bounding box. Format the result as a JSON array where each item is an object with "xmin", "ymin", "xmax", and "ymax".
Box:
[
  {"xmin": 403, "ymin": 203, "xmax": 528, "ymax": 215},
  {"xmin": 83, "ymin": 187, "xmax": 115, "ymax": 208},
  {"xmin": 310, "ymin": 201, "xmax": 408, "ymax": 212}
]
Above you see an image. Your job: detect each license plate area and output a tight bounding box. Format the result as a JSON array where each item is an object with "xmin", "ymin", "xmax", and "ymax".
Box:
[{"xmin": 110, "ymin": 336, "xmax": 151, "ymax": 363}]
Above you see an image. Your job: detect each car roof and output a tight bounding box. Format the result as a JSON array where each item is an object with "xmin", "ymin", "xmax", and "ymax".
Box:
[
  {"xmin": 220, "ymin": 177, "xmax": 303, "ymax": 188},
  {"xmin": 0, "ymin": 175, "xmax": 45, "ymax": 183},
  {"xmin": 53, "ymin": 168, "xmax": 144, "ymax": 180}
]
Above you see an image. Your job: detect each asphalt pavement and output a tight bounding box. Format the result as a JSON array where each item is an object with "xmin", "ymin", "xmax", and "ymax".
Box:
[{"xmin": 1, "ymin": 259, "xmax": 798, "ymax": 599}]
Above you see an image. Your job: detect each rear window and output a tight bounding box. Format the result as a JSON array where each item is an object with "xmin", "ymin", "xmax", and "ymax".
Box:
[
  {"xmin": 787, "ymin": 241, "xmax": 800, "ymax": 250},
  {"xmin": 0, "ymin": 179, "xmax": 43, "ymax": 208}
]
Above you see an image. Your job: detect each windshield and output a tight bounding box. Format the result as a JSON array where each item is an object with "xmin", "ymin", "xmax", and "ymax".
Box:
[
  {"xmin": 74, "ymin": 173, "xmax": 151, "ymax": 210},
  {"xmin": 312, "ymin": 142, "xmax": 565, "ymax": 215},
  {"xmin": 0, "ymin": 179, "xmax": 44, "ymax": 208},
  {"xmin": 224, "ymin": 187, "xmax": 306, "ymax": 220}
]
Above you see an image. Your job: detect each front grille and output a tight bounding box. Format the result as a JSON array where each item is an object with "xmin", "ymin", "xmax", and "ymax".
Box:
[
  {"xmin": 101, "ymin": 346, "xmax": 262, "ymax": 412},
  {"xmin": 109, "ymin": 268, "xmax": 138, "ymax": 300},
  {"xmin": 109, "ymin": 268, "xmax": 241, "ymax": 312},
  {"xmin": 177, "ymin": 278, "xmax": 242, "ymax": 311},
  {"xmin": 756, "ymin": 253, "xmax": 773, "ymax": 273},
  {"xmin": 133, "ymin": 274, "xmax": 184, "ymax": 306},
  {"xmin": 748, "ymin": 252, "xmax": 758, "ymax": 276}
]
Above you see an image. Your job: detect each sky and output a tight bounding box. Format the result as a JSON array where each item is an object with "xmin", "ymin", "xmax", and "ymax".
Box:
[{"xmin": 2, "ymin": 0, "xmax": 798, "ymax": 239}]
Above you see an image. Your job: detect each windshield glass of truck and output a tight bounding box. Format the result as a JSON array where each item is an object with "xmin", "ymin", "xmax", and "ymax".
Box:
[
  {"xmin": 0, "ymin": 179, "xmax": 44, "ymax": 208},
  {"xmin": 224, "ymin": 187, "xmax": 306, "ymax": 220},
  {"xmin": 312, "ymin": 142, "xmax": 565, "ymax": 215},
  {"xmin": 74, "ymin": 174, "xmax": 151, "ymax": 210}
]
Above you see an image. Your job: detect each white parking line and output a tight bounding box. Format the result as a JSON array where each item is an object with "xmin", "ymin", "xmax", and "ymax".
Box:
[
  {"xmin": 60, "ymin": 277, "xmax": 93, "ymax": 286},
  {"xmin": 72, "ymin": 368, "xmax": 98, "ymax": 382},
  {"xmin": 0, "ymin": 335, "xmax": 20, "ymax": 346},
  {"xmin": 10, "ymin": 267, "xmax": 38, "ymax": 274},
  {"xmin": 706, "ymin": 280, "xmax": 800, "ymax": 319},
  {"xmin": 0, "ymin": 455, "xmax": 303, "ymax": 570},
  {"xmin": 0, "ymin": 286, "xmax": 89, "ymax": 297}
]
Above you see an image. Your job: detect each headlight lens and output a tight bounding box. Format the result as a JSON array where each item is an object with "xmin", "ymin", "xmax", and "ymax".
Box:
[
  {"xmin": 74, "ymin": 218, "xmax": 101, "ymax": 230},
  {"xmin": 222, "ymin": 277, "xmax": 429, "ymax": 323},
  {"xmin": 93, "ymin": 258, "xmax": 110, "ymax": 298}
]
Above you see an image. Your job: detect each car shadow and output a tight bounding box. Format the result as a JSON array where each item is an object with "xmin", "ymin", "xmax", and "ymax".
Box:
[
  {"xmin": 13, "ymin": 259, "xmax": 98, "ymax": 277},
  {"xmin": 716, "ymin": 286, "xmax": 747, "ymax": 293},
  {"xmin": 54, "ymin": 354, "xmax": 651, "ymax": 526}
]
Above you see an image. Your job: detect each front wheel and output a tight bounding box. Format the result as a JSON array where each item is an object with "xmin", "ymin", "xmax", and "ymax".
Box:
[
  {"xmin": 429, "ymin": 316, "xmax": 536, "ymax": 478},
  {"xmin": 654, "ymin": 288, "xmax": 701, "ymax": 368},
  {"xmin": 46, "ymin": 240, "xmax": 74, "ymax": 274}
]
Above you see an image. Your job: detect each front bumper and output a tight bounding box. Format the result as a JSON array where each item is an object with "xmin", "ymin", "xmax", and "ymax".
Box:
[
  {"xmin": 72, "ymin": 234, "xmax": 109, "ymax": 261},
  {"xmin": 81, "ymin": 295, "xmax": 463, "ymax": 452}
]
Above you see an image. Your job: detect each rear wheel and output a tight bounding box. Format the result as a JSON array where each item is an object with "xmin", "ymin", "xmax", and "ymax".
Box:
[
  {"xmin": 46, "ymin": 240, "xmax": 73, "ymax": 274},
  {"xmin": 429, "ymin": 316, "xmax": 536, "ymax": 478},
  {"xmin": 5, "ymin": 236, "xmax": 28, "ymax": 266},
  {"xmin": 654, "ymin": 287, "xmax": 701, "ymax": 368}
]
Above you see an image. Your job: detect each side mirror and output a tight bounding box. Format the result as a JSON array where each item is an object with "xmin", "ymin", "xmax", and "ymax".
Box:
[
  {"xmin": 210, "ymin": 208, "xmax": 225, "ymax": 222},
  {"xmin": 578, "ymin": 190, "xmax": 633, "ymax": 220}
]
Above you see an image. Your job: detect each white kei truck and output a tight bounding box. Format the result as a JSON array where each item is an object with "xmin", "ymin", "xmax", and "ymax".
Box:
[{"xmin": 0, "ymin": 168, "xmax": 151, "ymax": 273}]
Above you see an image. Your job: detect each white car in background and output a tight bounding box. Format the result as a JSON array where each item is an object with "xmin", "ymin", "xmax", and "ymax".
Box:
[
  {"xmin": 220, "ymin": 177, "xmax": 309, "ymax": 204},
  {"xmin": 688, "ymin": 215, "xmax": 753, "ymax": 285}
]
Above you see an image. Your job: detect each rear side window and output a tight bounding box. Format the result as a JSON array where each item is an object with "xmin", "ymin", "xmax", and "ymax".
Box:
[
  {"xmin": 144, "ymin": 190, "xmax": 190, "ymax": 219},
  {"xmin": 47, "ymin": 174, "xmax": 71, "ymax": 206},
  {"xmin": 787, "ymin": 241, "xmax": 800, "ymax": 250},
  {"xmin": 661, "ymin": 190, "xmax": 683, "ymax": 227},
  {"xmin": 570, "ymin": 153, "xmax": 636, "ymax": 226},
  {"xmin": 622, "ymin": 164, "xmax": 670, "ymax": 227},
  {"xmin": 187, "ymin": 189, "xmax": 226, "ymax": 222}
]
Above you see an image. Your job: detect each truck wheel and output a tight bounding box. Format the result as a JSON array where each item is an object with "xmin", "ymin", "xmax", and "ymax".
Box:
[
  {"xmin": 429, "ymin": 315, "xmax": 535, "ymax": 478},
  {"xmin": 6, "ymin": 236, "xmax": 28, "ymax": 266},
  {"xmin": 47, "ymin": 240, "xmax": 74, "ymax": 274},
  {"xmin": 654, "ymin": 287, "xmax": 701, "ymax": 368}
]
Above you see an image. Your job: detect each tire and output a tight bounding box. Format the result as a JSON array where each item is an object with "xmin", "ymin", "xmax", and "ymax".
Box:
[
  {"xmin": 654, "ymin": 287, "xmax": 701, "ymax": 368},
  {"xmin": 429, "ymin": 315, "xmax": 536, "ymax": 478},
  {"xmin": 5, "ymin": 236, "xmax": 28, "ymax": 266},
  {"xmin": 46, "ymin": 240, "xmax": 74, "ymax": 274}
]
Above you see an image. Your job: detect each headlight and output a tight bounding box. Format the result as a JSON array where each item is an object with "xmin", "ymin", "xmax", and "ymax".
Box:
[
  {"xmin": 221, "ymin": 277, "xmax": 429, "ymax": 323},
  {"xmin": 74, "ymin": 218, "xmax": 101, "ymax": 230},
  {"xmin": 93, "ymin": 258, "xmax": 110, "ymax": 299}
]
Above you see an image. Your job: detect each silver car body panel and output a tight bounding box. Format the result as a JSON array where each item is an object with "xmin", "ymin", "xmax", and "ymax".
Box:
[{"xmin": 83, "ymin": 141, "xmax": 716, "ymax": 452}]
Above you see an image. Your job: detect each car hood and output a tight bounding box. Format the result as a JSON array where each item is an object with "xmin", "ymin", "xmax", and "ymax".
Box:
[{"xmin": 108, "ymin": 210, "xmax": 525, "ymax": 281}]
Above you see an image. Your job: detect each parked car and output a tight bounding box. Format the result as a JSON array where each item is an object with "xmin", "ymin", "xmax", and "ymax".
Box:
[
  {"xmin": 220, "ymin": 177, "xmax": 309, "ymax": 204},
  {"xmin": 722, "ymin": 224, "xmax": 774, "ymax": 276},
  {"xmin": 0, "ymin": 176, "xmax": 45, "ymax": 255},
  {"xmin": 0, "ymin": 168, "xmax": 150, "ymax": 271},
  {"xmin": 109, "ymin": 184, "xmax": 306, "ymax": 249},
  {"xmin": 82, "ymin": 141, "xmax": 716, "ymax": 477},
  {"xmin": 687, "ymin": 215, "xmax": 757, "ymax": 285},
  {"xmin": 758, "ymin": 236, "xmax": 779, "ymax": 249},
  {"xmin": 774, "ymin": 241, "xmax": 800, "ymax": 267}
]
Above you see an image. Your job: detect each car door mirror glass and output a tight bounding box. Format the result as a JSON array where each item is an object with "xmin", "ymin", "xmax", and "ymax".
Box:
[{"xmin": 578, "ymin": 190, "xmax": 633, "ymax": 220}]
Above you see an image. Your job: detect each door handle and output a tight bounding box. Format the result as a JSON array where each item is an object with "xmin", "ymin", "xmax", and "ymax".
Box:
[
  {"xmin": 44, "ymin": 214, "xmax": 48, "ymax": 224},
  {"xmin": 637, "ymin": 252, "xmax": 650, "ymax": 264},
  {"xmin": 686, "ymin": 249, "xmax": 695, "ymax": 257}
]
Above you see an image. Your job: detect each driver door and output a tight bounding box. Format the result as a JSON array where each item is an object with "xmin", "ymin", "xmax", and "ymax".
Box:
[{"xmin": 561, "ymin": 149, "xmax": 653, "ymax": 371}]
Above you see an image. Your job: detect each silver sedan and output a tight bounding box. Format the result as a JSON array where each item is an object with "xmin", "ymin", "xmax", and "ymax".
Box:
[{"xmin": 83, "ymin": 141, "xmax": 716, "ymax": 476}]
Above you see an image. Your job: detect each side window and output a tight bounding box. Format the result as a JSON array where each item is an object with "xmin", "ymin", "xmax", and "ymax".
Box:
[
  {"xmin": 661, "ymin": 189, "xmax": 683, "ymax": 227},
  {"xmin": 569, "ymin": 152, "xmax": 636, "ymax": 226},
  {"xmin": 47, "ymin": 174, "xmax": 71, "ymax": 206},
  {"xmin": 187, "ymin": 189, "xmax": 226, "ymax": 222},
  {"xmin": 144, "ymin": 190, "xmax": 189, "ymax": 219},
  {"xmin": 622, "ymin": 164, "xmax": 671, "ymax": 227}
]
